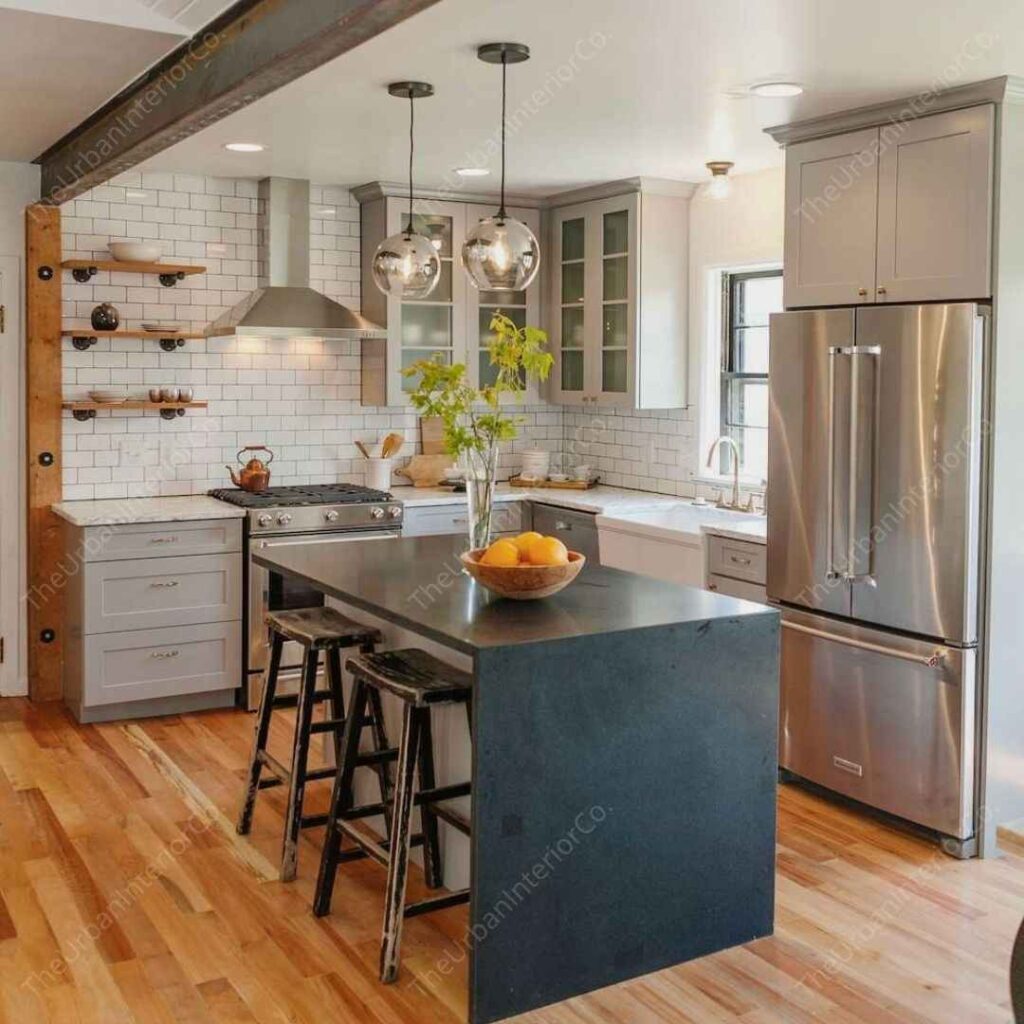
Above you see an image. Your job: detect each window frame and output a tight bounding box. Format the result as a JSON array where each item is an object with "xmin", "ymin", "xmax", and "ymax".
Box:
[{"xmin": 717, "ymin": 268, "xmax": 779, "ymax": 478}]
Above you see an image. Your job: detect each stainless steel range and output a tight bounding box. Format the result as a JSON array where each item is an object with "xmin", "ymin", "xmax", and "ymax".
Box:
[{"xmin": 209, "ymin": 484, "xmax": 403, "ymax": 709}]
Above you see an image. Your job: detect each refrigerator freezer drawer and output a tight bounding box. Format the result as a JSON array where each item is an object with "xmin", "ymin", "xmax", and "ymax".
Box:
[{"xmin": 779, "ymin": 609, "xmax": 975, "ymax": 840}]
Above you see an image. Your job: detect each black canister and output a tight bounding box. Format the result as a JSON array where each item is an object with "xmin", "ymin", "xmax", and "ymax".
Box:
[{"xmin": 91, "ymin": 303, "xmax": 120, "ymax": 331}]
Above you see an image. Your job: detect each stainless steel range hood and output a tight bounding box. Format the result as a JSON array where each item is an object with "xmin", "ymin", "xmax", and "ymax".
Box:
[{"xmin": 205, "ymin": 177, "xmax": 384, "ymax": 339}]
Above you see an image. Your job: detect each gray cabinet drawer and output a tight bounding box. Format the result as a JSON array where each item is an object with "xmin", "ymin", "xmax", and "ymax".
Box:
[
  {"xmin": 83, "ymin": 621, "xmax": 242, "ymax": 707},
  {"xmin": 81, "ymin": 519, "xmax": 242, "ymax": 562},
  {"xmin": 402, "ymin": 502, "xmax": 523, "ymax": 538},
  {"xmin": 84, "ymin": 554, "xmax": 242, "ymax": 634},
  {"xmin": 707, "ymin": 535, "xmax": 766, "ymax": 585}
]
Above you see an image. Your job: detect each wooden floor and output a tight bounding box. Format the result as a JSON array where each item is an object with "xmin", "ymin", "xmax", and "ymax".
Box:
[{"xmin": 0, "ymin": 698, "xmax": 1019, "ymax": 1024}]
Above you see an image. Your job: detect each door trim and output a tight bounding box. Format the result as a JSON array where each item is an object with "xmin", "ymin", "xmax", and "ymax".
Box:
[{"xmin": 0, "ymin": 256, "xmax": 22, "ymax": 695}]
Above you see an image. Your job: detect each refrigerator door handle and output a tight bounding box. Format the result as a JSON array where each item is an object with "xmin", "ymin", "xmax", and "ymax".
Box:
[
  {"xmin": 781, "ymin": 619, "xmax": 945, "ymax": 668},
  {"xmin": 826, "ymin": 347, "xmax": 840, "ymax": 580},
  {"xmin": 840, "ymin": 344, "xmax": 881, "ymax": 584}
]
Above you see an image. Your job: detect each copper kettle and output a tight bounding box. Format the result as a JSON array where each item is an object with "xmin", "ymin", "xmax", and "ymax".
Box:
[{"xmin": 227, "ymin": 446, "xmax": 274, "ymax": 492}]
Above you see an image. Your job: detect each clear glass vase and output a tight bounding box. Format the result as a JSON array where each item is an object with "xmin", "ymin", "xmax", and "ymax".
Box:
[{"xmin": 462, "ymin": 443, "xmax": 498, "ymax": 550}]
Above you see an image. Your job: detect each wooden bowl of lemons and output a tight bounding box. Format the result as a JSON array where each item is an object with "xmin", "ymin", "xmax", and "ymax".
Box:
[{"xmin": 461, "ymin": 532, "xmax": 586, "ymax": 600}]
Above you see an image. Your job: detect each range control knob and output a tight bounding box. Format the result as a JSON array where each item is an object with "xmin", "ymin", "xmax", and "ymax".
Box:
[
  {"xmin": 277, "ymin": 513, "xmax": 292, "ymax": 526},
  {"xmin": 388, "ymin": 505, "xmax": 403, "ymax": 519},
  {"xmin": 256, "ymin": 513, "xmax": 273, "ymax": 528},
  {"xmin": 324, "ymin": 509, "xmax": 339, "ymax": 523},
  {"xmin": 370, "ymin": 506, "xmax": 385, "ymax": 520}
]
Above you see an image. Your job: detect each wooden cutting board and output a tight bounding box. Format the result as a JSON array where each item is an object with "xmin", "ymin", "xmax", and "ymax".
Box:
[
  {"xmin": 419, "ymin": 416, "xmax": 447, "ymax": 455},
  {"xmin": 395, "ymin": 454, "xmax": 455, "ymax": 487}
]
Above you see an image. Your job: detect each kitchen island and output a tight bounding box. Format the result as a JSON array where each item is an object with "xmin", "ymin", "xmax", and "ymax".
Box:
[{"xmin": 253, "ymin": 534, "xmax": 779, "ymax": 1023}]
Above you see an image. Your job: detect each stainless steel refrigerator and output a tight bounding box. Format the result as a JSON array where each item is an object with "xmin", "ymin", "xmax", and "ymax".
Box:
[{"xmin": 767, "ymin": 303, "xmax": 987, "ymax": 856}]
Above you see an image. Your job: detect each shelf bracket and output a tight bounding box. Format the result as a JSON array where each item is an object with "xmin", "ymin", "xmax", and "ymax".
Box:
[
  {"xmin": 159, "ymin": 271, "xmax": 186, "ymax": 288},
  {"xmin": 159, "ymin": 408, "xmax": 187, "ymax": 420},
  {"xmin": 72, "ymin": 409, "xmax": 96, "ymax": 422},
  {"xmin": 71, "ymin": 335, "xmax": 97, "ymax": 351},
  {"xmin": 71, "ymin": 266, "xmax": 98, "ymax": 283},
  {"xmin": 159, "ymin": 337, "xmax": 186, "ymax": 352}
]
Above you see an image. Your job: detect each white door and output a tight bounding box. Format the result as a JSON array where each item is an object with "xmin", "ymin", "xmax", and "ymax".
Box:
[
  {"xmin": 0, "ymin": 257, "xmax": 21, "ymax": 695},
  {"xmin": 875, "ymin": 105, "xmax": 994, "ymax": 303},
  {"xmin": 783, "ymin": 127, "xmax": 880, "ymax": 308}
]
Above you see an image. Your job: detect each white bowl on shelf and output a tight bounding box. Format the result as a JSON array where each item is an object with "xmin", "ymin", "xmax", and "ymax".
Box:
[
  {"xmin": 109, "ymin": 242, "xmax": 161, "ymax": 263},
  {"xmin": 88, "ymin": 388, "xmax": 128, "ymax": 403}
]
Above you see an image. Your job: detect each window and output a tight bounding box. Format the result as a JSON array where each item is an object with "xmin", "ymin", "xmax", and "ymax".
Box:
[{"xmin": 718, "ymin": 269, "xmax": 782, "ymax": 481}]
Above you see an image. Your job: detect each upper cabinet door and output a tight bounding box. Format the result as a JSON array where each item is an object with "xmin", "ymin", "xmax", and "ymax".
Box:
[
  {"xmin": 592, "ymin": 194, "xmax": 637, "ymax": 407},
  {"xmin": 875, "ymin": 105, "xmax": 994, "ymax": 303},
  {"xmin": 784, "ymin": 127, "xmax": 880, "ymax": 308}
]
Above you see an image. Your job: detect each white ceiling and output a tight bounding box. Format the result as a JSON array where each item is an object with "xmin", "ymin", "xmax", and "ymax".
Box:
[
  {"xmin": 136, "ymin": 0, "xmax": 1024, "ymax": 196},
  {"xmin": 0, "ymin": 0, "xmax": 237, "ymax": 161}
]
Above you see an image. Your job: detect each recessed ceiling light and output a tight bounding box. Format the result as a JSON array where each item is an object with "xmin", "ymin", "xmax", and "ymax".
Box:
[
  {"xmin": 223, "ymin": 142, "xmax": 265, "ymax": 153},
  {"xmin": 454, "ymin": 167, "xmax": 490, "ymax": 177},
  {"xmin": 750, "ymin": 81, "xmax": 803, "ymax": 98}
]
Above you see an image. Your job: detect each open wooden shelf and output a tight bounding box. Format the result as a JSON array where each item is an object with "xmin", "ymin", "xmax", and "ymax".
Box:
[
  {"xmin": 62, "ymin": 400, "xmax": 208, "ymax": 421},
  {"xmin": 62, "ymin": 259, "xmax": 206, "ymax": 276},
  {"xmin": 62, "ymin": 326, "xmax": 206, "ymax": 339}
]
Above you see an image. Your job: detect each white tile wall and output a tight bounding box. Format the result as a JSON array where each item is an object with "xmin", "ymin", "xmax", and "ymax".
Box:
[{"xmin": 59, "ymin": 173, "xmax": 558, "ymax": 500}]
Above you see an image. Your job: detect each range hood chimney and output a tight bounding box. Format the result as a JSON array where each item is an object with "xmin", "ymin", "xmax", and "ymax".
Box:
[{"xmin": 205, "ymin": 177, "xmax": 384, "ymax": 339}]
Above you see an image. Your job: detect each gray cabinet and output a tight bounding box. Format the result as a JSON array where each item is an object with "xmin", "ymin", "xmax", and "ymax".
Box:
[
  {"xmin": 875, "ymin": 105, "xmax": 994, "ymax": 303},
  {"xmin": 548, "ymin": 188, "xmax": 690, "ymax": 408},
  {"xmin": 64, "ymin": 519, "xmax": 243, "ymax": 722},
  {"xmin": 784, "ymin": 106, "xmax": 994, "ymax": 307},
  {"xmin": 401, "ymin": 501, "xmax": 524, "ymax": 538}
]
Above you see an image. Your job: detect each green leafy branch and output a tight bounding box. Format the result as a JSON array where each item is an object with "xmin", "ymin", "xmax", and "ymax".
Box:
[{"xmin": 403, "ymin": 313, "xmax": 553, "ymax": 459}]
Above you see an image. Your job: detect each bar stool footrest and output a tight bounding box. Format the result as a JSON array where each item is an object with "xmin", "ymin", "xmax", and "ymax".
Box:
[{"xmin": 404, "ymin": 889, "xmax": 470, "ymax": 919}]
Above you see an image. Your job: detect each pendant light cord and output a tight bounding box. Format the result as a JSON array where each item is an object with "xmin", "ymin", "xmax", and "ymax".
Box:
[
  {"xmin": 405, "ymin": 93, "xmax": 415, "ymax": 236},
  {"xmin": 498, "ymin": 53, "xmax": 508, "ymax": 221}
]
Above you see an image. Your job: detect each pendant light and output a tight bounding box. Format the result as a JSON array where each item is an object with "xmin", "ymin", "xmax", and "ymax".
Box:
[
  {"xmin": 461, "ymin": 43, "xmax": 540, "ymax": 291},
  {"xmin": 371, "ymin": 82, "xmax": 441, "ymax": 299}
]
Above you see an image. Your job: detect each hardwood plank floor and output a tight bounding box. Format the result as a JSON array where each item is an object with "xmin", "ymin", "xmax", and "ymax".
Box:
[{"xmin": 0, "ymin": 698, "xmax": 1017, "ymax": 1024}]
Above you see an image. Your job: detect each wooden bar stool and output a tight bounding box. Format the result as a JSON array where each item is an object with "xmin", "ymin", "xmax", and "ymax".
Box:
[
  {"xmin": 237, "ymin": 607, "xmax": 389, "ymax": 881},
  {"xmin": 313, "ymin": 648, "xmax": 473, "ymax": 984}
]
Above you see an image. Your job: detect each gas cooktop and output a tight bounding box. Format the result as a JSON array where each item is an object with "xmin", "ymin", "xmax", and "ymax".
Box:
[{"xmin": 209, "ymin": 483, "xmax": 393, "ymax": 509}]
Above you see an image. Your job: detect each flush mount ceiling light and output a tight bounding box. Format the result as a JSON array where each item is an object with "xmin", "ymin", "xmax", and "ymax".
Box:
[
  {"xmin": 461, "ymin": 43, "xmax": 540, "ymax": 292},
  {"xmin": 223, "ymin": 142, "xmax": 265, "ymax": 152},
  {"xmin": 750, "ymin": 81, "xmax": 803, "ymax": 98},
  {"xmin": 371, "ymin": 81, "xmax": 441, "ymax": 300},
  {"xmin": 455, "ymin": 167, "xmax": 490, "ymax": 177},
  {"xmin": 705, "ymin": 160, "xmax": 734, "ymax": 200}
]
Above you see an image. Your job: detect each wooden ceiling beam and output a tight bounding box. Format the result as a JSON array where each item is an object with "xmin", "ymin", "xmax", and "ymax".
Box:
[{"xmin": 37, "ymin": 0, "xmax": 441, "ymax": 203}]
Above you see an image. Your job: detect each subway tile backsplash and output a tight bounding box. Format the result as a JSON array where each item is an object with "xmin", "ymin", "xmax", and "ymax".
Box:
[{"xmin": 60, "ymin": 172, "xmax": 704, "ymax": 502}]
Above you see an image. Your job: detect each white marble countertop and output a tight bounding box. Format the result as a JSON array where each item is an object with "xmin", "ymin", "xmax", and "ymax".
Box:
[
  {"xmin": 393, "ymin": 483, "xmax": 685, "ymax": 514},
  {"xmin": 52, "ymin": 495, "xmax": 248, "ymax": 527},
  {"xmin": 595, "ymin": 503, "xmax": 767, "ymax": 544},
  {"xmin": 700, "ymin": 519, "xmax": 768, "ymax": 544}
]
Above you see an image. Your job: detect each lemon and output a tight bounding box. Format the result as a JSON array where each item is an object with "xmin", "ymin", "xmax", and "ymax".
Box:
[
  {"xmin": 511, "ymin": 531, "xmax": 543, "ymax": 557},
  {"xmin": 527, "ymin": 536, "xmax": 569, "ymax": 566},
  {"xmin": 480, "ymin": 539, "xmax": 521, "ymax": 567}
]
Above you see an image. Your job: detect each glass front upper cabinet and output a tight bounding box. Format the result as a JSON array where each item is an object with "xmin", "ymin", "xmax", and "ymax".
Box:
[
  {"xmin": 559, "ymin": 216, "xmax": 586, "ymax": 395},
  {"xmin": 600, "ymin": 208, "xmax": 630, "ymax": 395}
]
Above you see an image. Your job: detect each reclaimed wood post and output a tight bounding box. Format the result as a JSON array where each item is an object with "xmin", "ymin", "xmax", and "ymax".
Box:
[{"xmin": 24, "ymin": 204, "xmax": 63, "ymax": 702}]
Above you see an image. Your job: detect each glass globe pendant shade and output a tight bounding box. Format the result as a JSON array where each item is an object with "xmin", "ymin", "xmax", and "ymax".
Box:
[
  {"xmin": 461, "ymin": 215, "xmax": 540, "ymax": 291},
  {"xmin": 371, "ymin": 230, "xmax": 441, "ymax": 299}
]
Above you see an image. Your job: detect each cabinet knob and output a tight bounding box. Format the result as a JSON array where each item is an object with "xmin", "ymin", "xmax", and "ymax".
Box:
[
  {"xmin": 857, "ymin": 288, "xmax": 868, "ymax": 297},
  {"xmin": 877, "ymin": 286, "xmax": 887, "ymax": 296}
]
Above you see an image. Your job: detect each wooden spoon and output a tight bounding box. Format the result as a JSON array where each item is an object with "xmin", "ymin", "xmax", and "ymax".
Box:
[
  {"xmin": 354, "ymin": 440, "xmax": 371, "ymax": 459},
  {"xmin": 381, "ymin": 432, "xmax": 404, "ymax": 459}
]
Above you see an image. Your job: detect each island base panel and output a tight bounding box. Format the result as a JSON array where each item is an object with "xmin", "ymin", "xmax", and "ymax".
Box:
[{"xmin": 468, "ymin": 614, "xmax": 779, "ymax": 1023}]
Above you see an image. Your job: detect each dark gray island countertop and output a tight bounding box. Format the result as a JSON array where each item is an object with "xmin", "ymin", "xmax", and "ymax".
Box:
[{"xmin": 252, "ymin": 533, "xmax": 775, "ymax": 656}]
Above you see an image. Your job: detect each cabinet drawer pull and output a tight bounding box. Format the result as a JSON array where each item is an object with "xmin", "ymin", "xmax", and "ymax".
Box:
[
  {"xmin": 728, "ymin": 555, "xmax": 752, "ymax": 566},
  {"xmin": 150, "ymin": 649, "xmax": 180, "ymax": 659},
  {"xmin": 554, "ymin": 520, "xmax": 571, "ymax": 531},
  {"xmin": 150, "ymin": 580, "xmax": 180, "ymax": 588},
  {"xmin": 149, "ymin": 536, "xmax": 180, "ymax": 544}
]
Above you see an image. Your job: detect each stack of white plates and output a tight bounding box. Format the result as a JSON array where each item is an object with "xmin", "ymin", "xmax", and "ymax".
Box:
[
  {"xmin": 519, "ymin": 449, "xmax": 551, "ymax": 481},
  {"xmin": 88, "ymin": 388, "xmax": 128, "ymax": 404},
  {"xmin": 141, "ymin": 322, "xmax": 182, "ymax": 332}
]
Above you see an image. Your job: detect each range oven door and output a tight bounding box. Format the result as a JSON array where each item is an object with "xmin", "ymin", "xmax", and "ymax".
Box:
[
  {"xmin": 247, "ymin": 530, "xmax": 398, "ymax": 710},
  {"xmin": 779, "ymin": 607, "xmax": 975, "ymax": 842}
]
